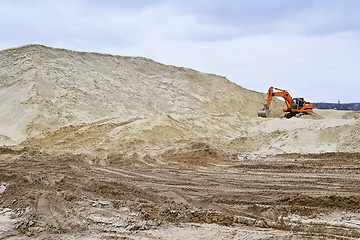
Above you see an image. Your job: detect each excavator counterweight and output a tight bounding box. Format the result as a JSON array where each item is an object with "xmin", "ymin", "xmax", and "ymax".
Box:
[{"xmin": 258, "ymin": 87, "xmax": 313, "ymax": 118}]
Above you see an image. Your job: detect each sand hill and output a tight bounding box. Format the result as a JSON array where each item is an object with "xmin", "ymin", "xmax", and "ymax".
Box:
[
  {"xmin": 0, "ymin": 44, "xmax": 282, "ymax": 146},
  {"xmin": 0, "ymin": 44, "xmax": 359, "ymax": 154}
]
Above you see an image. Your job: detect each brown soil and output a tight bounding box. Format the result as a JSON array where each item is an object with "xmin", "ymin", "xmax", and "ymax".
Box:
[{"xmin": 0, "ymin": 146, "xmax": 359, "ymax": 239}]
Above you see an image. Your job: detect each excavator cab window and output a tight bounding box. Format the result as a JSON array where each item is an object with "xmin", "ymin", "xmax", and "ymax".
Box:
[
  {"xmin": 298, "ymin": 98, "xmax": 304, "ymax": 110},
  {"xmin": 292, "ymin": 98, "xmax": 298, "ymax": 110}
]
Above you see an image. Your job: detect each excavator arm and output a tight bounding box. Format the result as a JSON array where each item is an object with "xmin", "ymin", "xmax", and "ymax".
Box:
[{"xmin": 272, "ymin": 88, "xmax": 294, "ymax": 111}]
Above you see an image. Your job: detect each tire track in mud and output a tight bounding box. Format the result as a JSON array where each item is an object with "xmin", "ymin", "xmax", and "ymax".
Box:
[
  {"xmin": 90, "ymin": 155, "xmax": 360, "ymax": 238},
  {"xmin": 0, "ymin": 150, "xmax": 359, "ymax": 238}
]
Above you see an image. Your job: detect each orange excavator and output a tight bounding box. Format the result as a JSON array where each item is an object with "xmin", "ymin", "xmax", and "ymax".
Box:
[{"xmin": 258, "ymin": 87, "xmax": 313, "ymax": 118}]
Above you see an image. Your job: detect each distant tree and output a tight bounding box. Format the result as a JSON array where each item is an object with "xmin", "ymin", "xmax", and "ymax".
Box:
[{"xmin": 312, "ymin": 102, "xmax": 360, "ymax": 111}]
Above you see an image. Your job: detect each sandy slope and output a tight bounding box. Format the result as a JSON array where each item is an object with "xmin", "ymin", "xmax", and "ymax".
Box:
[
  {"xmin": 1, "ymin": 45, "xmax": 359, "ymax": 154},
  {"xmin": 315, "ymin": 109, "xmax": 360, "ymax": 119},
  {"xmin": 0, "ymin": 44, "xmax": 283, "ymax": 146},
  {"xmin": 21, "ymin": 112, "xmax": 360, "ymax": 156}
]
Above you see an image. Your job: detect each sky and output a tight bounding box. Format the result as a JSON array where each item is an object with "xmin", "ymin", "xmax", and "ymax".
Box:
[{"xmin": 1, "ymin": 0, "xmax": 359, "ymax": 102}]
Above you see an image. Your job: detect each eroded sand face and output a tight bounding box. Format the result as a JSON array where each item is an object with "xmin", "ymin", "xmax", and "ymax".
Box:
[
  {"xmin": 0, "ymin": 45, "xmax": 359, "ymax": 239},
  {"xmin": 0, "ymin": 44, "xmax": 284, "ymax": 146}
]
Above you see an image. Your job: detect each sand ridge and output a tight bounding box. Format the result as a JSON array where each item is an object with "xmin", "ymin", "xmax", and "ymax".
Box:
[
  {"xmin": 0, "ymin": 44, "xmax": 283, "ymax": 146},
  {"xmin": 1, "ymin": 45, "xmax": 359, "ymax": 155}
]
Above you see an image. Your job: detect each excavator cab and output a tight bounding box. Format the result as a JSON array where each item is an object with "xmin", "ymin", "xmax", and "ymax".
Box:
[{"xmin": 292, "ymin": 98, "xmax": 305, "ymax": 111}]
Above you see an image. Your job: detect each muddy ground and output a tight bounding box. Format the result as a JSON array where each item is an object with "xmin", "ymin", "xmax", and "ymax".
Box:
[{"xmin": 0, "ymin": 145, "xmax": 359, "ymax": 239}]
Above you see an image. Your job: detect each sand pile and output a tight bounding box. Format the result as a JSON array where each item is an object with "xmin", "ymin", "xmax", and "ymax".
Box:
[
  {"xmin": 0, "ymin": 45, "xmax": 359, "ymax": 155},
  {"xmin": 315, "ymin": 109, "xmax": 360, "ymax": 120},
  {"xmin": 24, "ymin": 110, "xmax": 360, "ymax": 155},
  {"xmin": 0, "ymin": 44, "xmax": 283, "ymax": 146},
  {"xmin": 227, "ymin": 113, "xmax": 360, "ymax": 154}
]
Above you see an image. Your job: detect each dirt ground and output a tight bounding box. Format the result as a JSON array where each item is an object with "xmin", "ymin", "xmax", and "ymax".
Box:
[{"xmin": 0, "ymin": 145, "xmax": 359, "ymax": 239}]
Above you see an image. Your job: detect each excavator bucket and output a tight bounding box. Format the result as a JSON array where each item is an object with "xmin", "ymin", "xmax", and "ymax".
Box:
[{"xmin": 258, "ymin": 110, "xmax": 270, "ymax": 118}]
